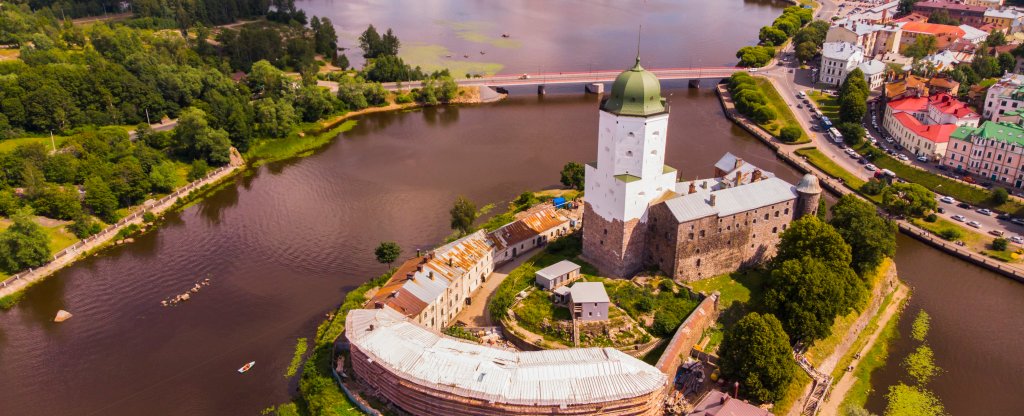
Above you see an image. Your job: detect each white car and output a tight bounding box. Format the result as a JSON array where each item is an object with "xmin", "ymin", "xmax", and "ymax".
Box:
[
  {"xmin": 865, "ymin": 164, "xmax": 877, "ymax": 171},
  {"xmin": 967, "ymin": 220, "xmax": 982, "ymax": 228},
  {"xmin": 940, "ymin": 196, "xmax": 955, "ymax": 204},
  {"xmin": 898, "ymin": 154, "xmax": 910, "ymax": 161},
  {"xmin": 886, "ymin": 137, "xmax": 894, "ymax": 143},
  {"xmin": 977, "ymin": 208, "xmax": 992, "ymax": 216},
  {"xmin": 1011, "ymin": 235, "xmax": 1024, "ymax": 244},
  {"xmin": 952, "ymin": 214, "xmax": 966, "ymax": 222},
  {"xmin": 917, "ymin": 156, "xmax": 929, "ymax": 162}
]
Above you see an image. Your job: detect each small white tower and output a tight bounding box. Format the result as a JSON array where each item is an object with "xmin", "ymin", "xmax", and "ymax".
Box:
[{"xmin": 582, "ymin": 57, "xmax": 677, "ymax": 277}]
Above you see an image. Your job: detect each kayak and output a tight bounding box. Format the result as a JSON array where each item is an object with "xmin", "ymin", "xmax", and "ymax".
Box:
[{"xmin": 238, "ymin": 361, "xmax": 255, "ymax": 373}]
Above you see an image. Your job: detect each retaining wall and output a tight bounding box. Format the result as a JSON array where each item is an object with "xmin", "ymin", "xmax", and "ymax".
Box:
[{"xmin": 654, "ymin": 294, "xmax": 719, "ymax": 376}]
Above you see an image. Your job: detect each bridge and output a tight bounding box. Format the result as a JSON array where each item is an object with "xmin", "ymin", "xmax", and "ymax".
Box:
[{"xmin": 318, "ymin": 66, "xmax": 750, "ymax": 94}]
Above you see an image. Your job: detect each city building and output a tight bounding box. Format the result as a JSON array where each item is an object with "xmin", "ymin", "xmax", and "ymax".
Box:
[
  {"xmin": 928, "ymin": 75, "xmax": 961, "ymax": 95},
  {"xmin": 365, "ymin": 230, "xmax": 494, "ymax": 331},
  {"xmin": 841, "ymin": 1, "xmax": 899, "ymax": 23},
  {"xmin": 489, "ymin": 204, "xmax": 573, "ymax": 264},
  {"xmin": 943, "ymin": 121, "xmax": 1024, "ymax": 187},
  {"xmin": 911, "ymin": 1, "xmax": 987, "ymax": 27},
  {"xmin": 959, "ymin": 23, "xmax": 990, "ymax": 43},
  {"xmin": 984, "ymin": 73, "xmax": 1024, "ymax": 121},
  {"xmin": 898, "ymin": 21, "xmax": 966, "ymax": 51},
  {"xmin": 885, "ymin": 74, "xmax": 930, "ymax": 100},
  {"xmin": 882, "ymin": 93, "xmax": 979, "ymax": 159},
  {"xmin": 963, "ymin": 0, "xmax": 1003, "ymax": 7},
  {"xmin": 689, "ymin": 390, "xmax": 773, "ymax": 416},
  {"xmin": 984, "ymin": 8, "xmax": 1024, "ymax": 31},
  {"xmin": 582, "ymin": 59, "xmax": 821, "ymax": 281},
  {"xmin": 819, "ymin": 41, "xmax": 865, "ymax": 86},
  {"xmin": 858, "ymin": 59, "xmax": 887, "ymax": 89},
  {"xmin": 569, "ymin": 281, "xmax": 610, "ymax": 321},
  {"xmin": 826, "ymin": 21, "xmax": 902, "ymax": 57},
  {"xmin": 346, "ymin": 308, "xmax": 668, "ymax": 416},
  {"xmin": 535, "ymin": 259, "xmax": 582, "ymax": 290}
]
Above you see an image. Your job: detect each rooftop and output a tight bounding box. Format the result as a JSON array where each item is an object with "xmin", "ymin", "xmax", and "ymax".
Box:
[
  {"xmin": 985, "ymin": 8, "xmax": 1023, "ymax": 19},
  {"xmin": 857, "ymin": 59, "xmax": 886, "ymax": 76},
  {"xmin": 952, "ymin": 120, "xmax": 1024, "ymax": 146},
  {"xmin": 900, "ymin": 21, "xmax": 966, "ymax": 37},
  {"xmin": 914, "ymin": 1, "xmax": 987, "ymax": 12},
  {"xmin": 690, "ymin": 390, "xmax": 773, "ymax": 416},
  {"xmin": 887, "ymin": 96, "xmax": 929, "ymax": 113},
  {"xmin": 822, "ymin": 41, "xmax": 864, "ymax": 61},
  {"xmin": 664, "ymin": 177, "xmax": 797, "ymax": 222},
  {"xmin": 535, "ymin": 260, "xmax": 581, "ymax": 282},
  {"xmin": 928, "ymin": 93, "xmax": 977, "ymax": 118},
  {"xmin": 346, "ymin": 308, "xmax": 667, "ymax": 405},
  {"xmin": 601, "ymin": 58, "xmax": 666, "ymax": 117},
  {"xmin": 569, "ymin": 282, "xmax": 610, "ymax": 304},
  {"xmin": 489, "ymin": 205, "xmax": 568, "ymax": 249},
  {"xmin": 893, "ymin": 112, "xmax": 959, "ymax": 143}
]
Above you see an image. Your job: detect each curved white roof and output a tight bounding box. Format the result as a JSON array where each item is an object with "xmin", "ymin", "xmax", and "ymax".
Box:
[{"xmin": 346, "ymin": 308, "xmax": 667, "ymax": 405}]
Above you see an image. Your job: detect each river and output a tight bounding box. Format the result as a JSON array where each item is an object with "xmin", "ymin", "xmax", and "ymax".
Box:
[{"xmin": 0, "ymin": 1, "xmax": 1020, "ymax": 415}]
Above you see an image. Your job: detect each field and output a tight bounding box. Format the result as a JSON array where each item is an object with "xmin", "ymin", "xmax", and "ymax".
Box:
[
  {"xmin": 0, "ymin": 136, "xmax": 70, "ymax": 153},
  {"xmin": 795, "ymin": 147, "xmax": 868, "ymax": 190},
  {"xmin": 754, "ymin": 78, "xmax": 811, "ymax": 144},
  {"xmin": 870, "ymin": 153, "xmax": 1024, "ymax": 215}
]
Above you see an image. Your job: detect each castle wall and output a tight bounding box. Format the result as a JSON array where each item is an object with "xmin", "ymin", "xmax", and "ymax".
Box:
[{"xmin": 582, "ymin": 202, "xmax": 647, "ymax": 278}]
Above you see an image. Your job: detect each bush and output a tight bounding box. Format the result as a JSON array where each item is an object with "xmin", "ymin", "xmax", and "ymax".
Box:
[
  {"xmin": 938, "ymin": 229, "xmax": 962, "ymax": 241},
  {"xmin": 992, "ymin": 237, "xmax": 1009, "ymax": 251},
  {"xmin": 142, "ymin": 211, "xmax": 157, "ymax": 223},
  {"xmin": 991, "ymin": 187, "xmax": 1009, "ymax": 204},
  {"xmin": 779, "ymin": 125, "xmax": 801, "ymax": 143},
  {"xmin": 751, "ymin": 105, "xmax": 777, "ymax": 124},
  {"xmin": 924, "ymin": 213, "xmax": 937, "ymax": 222},
  {"xmin": 395, "ymin": 93, "xmax": 414, "ymax": 104},
  {"xmin": 651, "ymin": 309, "xmax": 683, "ymax": 337},
  {"xmin": 860, "ymin": 179, "xmax": 887, "ymax": 196}
]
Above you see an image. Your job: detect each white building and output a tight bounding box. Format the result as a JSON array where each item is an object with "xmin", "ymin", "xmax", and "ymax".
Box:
[
  {"xmin": 826, "ymin": 20, "xmax": 903, "ymax": 57},
  {"xmin": 858, "ymin": 59, "xmax": 887, "ymax": 90},
  {"xmin": 820, "ymin": 42, "xmax": 865, "ymax": 86},
  {"xmin": 959, "ymin": 24, "xmax": 990, "ymax": 43},
  {"xmin": 963, "ymin": 0, "xmax": 1003, "ymax": 7},
  {"xmin": 983, "ymin": 73, "xmax": 1024, "ymax": 121}
]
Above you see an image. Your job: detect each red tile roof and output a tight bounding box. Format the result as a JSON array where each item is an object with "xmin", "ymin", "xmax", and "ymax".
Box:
[
  {"xmin": 901, "ymin": 21, "xmax": 967, "ymax": 38},
  {"xmin": 928, "ymin": 93, "xmax": 977, "ymax": 118},
  {"xmin": 888, "ymin": 96, "xmax": 929, "ymax": 112},
  {"xmin": 893, "ymin": 112, "xmax": 958, "ymax": 143}
]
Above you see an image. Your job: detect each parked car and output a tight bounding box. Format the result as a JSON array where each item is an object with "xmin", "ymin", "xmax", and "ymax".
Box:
[
  {"xmin": 1011, "ymin": 235, "xmax": 1024, "ymax": 244},
  {"xmin": 858, "ymin": 158, "xmax": 869, "ymax": 165},
  {"xmin": 997, "ymin": 213, "xmax": 1011, "ymax": 220},
  {"xmin": 1011, "ymin": 218, "xmax": 1024, "ymax": 226},
  {"xmin": 898, "ymin": 154, "xmax": 910, "ymax": 161},
  {"xmin": 797, "ymin": 104, "xmax": 803, "ymax": 109},
  {"xmin": 958, "ymin": 202, "xmax": 971, "ymax": 209},
  {"xmin": 916, "ymin": 156, "xmax": 929, "ymax": 162},
  {"xmin": 865, "ymin": 164, "xmax": 877, "ymax": 171},
  {"xmin": 967, "ymin": 220, "xmax": 982, "ymax": 228},
  {"xmin": 952, "ymin": 214, "xmax": 967, "ymax": 222},
  {"xmin": 937, "ymin": 165, "xmax": 949, "ymax": 171},
  {"xmin": 937, "ymin": 207, "xmax": 946, "ymax": 214},
  {"xmin": 940, "ymin": 196, "xmax": 955, "ymax": 204},
  {"xmin": 977, "ymin": 208, "xmax": 992, "ymax": 216},
  {"xmin": 990, "ymin": 230, "xmax": 1005, "ymax": 237}
]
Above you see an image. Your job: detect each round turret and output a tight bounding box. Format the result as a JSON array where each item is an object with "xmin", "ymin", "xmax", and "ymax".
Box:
[
  {"xmin": 600, "ymin": 58, "xmax": 666, "ymax": 117},
  {"xmin": 795, "ymin": 174, "xmax": 822, "ymax": 218}
]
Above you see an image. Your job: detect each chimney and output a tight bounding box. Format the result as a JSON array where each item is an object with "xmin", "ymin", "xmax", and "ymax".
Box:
[
  {"xmin": 416, "ymin": 248, "xmax": 421, "ymax": 257},
  {"xmin": 734, "ymin": 157, "xmax": 744, "ymax": 170},
  {"xmin": 448, "ymin": 258, "xmax": 453, "ymax": 267},
  {"xmin": 688, "ymin": 182, "xmax": 697, "ymax": 194},
  {"xmin": 721, "ymin": 394, "xmax": 728, "ymax": 405},
  {"xmin": 701, "ymin": 181, "xmax": 708, "ymax": 189},
  {"xmin": 735, "ymin": 170, "xmax": 743, "ymax": 185},
  {"xmin": 416, "ymin": 264, "xmax": 423, "ymax": 272},
  {"xmin": 368, "ymin": 324, "xmax": 375, "ymax": 331},
  {"xmin": 752, "ymin": 169, "xmax": 763, "ymax": 182},
  {"xmin": 709, "ymin": 194, "xmax": 717, "ymax": 207},
  {"xmin": 406, "ymin": 272, "xmax": 414, "ymax": 280},
  {"xmin": 374, "ymin": 301, "xmax": 383, "ymax": 309},
  {"xmin": 429, "ymin": 271, "xmax": 435, "ymax": 280}
]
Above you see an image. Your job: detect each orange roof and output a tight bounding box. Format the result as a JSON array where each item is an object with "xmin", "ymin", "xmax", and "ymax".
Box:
[
  {"xmin": 928, "ymin": 77, "xmax": 959, "ymax": 89},
  {"xmin": 901, "ymin": 21, "xmax": 966, "ymax": 37},
  {"xmin": 490, "ymin": 205, "xmax": 569, "ymax": 248},
  {"xmin": 893, "ymin": 112, "xmax": 958, "ymax": 143}
]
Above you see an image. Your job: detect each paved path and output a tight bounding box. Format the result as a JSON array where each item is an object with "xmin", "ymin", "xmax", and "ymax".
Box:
[
  {"xmin": 452, "ymin": 248, "xmax": 538, "ymax": 327},
  {"xmin": 818, "ymin": 283, "xmax": 909, "ymax": 416}
]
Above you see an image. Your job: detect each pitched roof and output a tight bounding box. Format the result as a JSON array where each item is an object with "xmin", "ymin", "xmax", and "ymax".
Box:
[
  {"xmin": 900, "ymin": 21, "xmax": 966, "ymax": 37},
  {"xmin": 913, "ymin": 1, "xmax": 986, "ymax": 13},
  {"xmin": 822, "ymin": 41, "xmax": 864, "ymax": 61},
  {"xmin": 489, "ymin": 205, "xmax": 568, "ymax": 249},
  {"xmin": 887, "ymin": 96, "xmax": 929, "ymax": 112},
  {"xmin": 953, "ymin": 121, "xmax": 1024, "ymax": 146},
  {"xmin": 928, "ymin": 93, "xmax": 977, "ymax": 118},
  {"xmin": 346, "ymin": 308, "xmax": 667, "ymax": 405},
  {"xmin": 569, "ymin": 282, "xmax": 610, "ymax": 303},
  {"xmin": 663, "ymin": 177, "xmax": 797, "ymax": 222},
  {"xmin": 535, "ymin": 260, "xmax": 581, "ymax": 282},
  {"xmin": 858, "ymin": 59, "xmax": 886, "ymax": 76},
  {"xmin": 366, "ymin": 230, "xmax": 492, "ymax": 317},
  {"xmin": 691, "ymin": 390, "xmax": 773, "ymax": 416},
  {"xmin": 893, "ymin": 112, "xmax": 958, "ymax": 143}
]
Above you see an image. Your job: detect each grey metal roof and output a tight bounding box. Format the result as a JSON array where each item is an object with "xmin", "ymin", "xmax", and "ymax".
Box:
[
  {"xmin": 664, "ymin": 177, "xmax": 798, "ymax": 222},
  {"xmin": 795, "ymin": 173, "xmax": 823, "ymax": 194},
  {"xmin": 570, "ymin": 282, "xmax": 610, "ymax": 303},
  {"xmin": 535, "ymin": 260, "xmax": 581, "ymax": 283},
  {"xmin": 346, "ymin": 308, "xmax": 666, "ymax": 405},
  {"xmin": 822, "ymin": 41, "xmax": 863, "ymax": 61},
  {"xmin": 858, "ymin": 59, "xmax": 886, "ymax": 76}
]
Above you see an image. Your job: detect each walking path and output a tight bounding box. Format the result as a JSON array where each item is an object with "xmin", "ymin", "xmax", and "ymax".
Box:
[
  {"xmin": 0, "ymin": 156, "xmax": 243, "ymax": 299},
  {"xmin": 452, "ymin": 247, "xmax": 538, "ymax": 327},
  {"xmin": 817, "ymin": 283, "xmax": 909, "ymax": 416}
]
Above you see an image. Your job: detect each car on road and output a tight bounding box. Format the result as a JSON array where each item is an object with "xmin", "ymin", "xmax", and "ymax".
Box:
[
  {"xmin": 937, "ymin": 165, "xmax": 949, "ymax": 171},
  {"xmin": 858, "ymin": 158, "xmax": 868, "ymax": 164},
  {"xmin": 1012, "ymin": 235, "xmax": 1024, "ymax": 244},
  {"xmin": 940, "ymin": 196, "xmax": 955, "ymax": 204},
  {"xmin": 997, "ymin": 213, "xmax": 1011, "ymax": 220},
  {"xmin": 898, "ymin": 154, "xmax": 909, "ymax": 161},
  {"xmin": 797, "ymin": 104, "xmax": 803, "ymax": 109},
  {"xmin": 990, "ymin": 230, "xmax": 1005, "ymax": 237},
  {"xmin": 967, "ymin": 220, "xmax": 982, "ymax": 228},
  {"xmin": 519, "ymin": 74, "xmax": 530, "ymax": 79},
  {"xmin": 1012, "ymin": 218, "xmax": 1024, "ymax": 226},
  {"xmin": 749, "ymin": 68, "xmax": 758, "ymax": 72},
  {"xmin": 865, "ymin": 164, "xmax": 877, "ymax": 171},
  {"xmin": 916, "ymin": 156, "xmax": 929, "ymax": 162},
  {"xmin": 885, "ymin": 137, "xmax": 894, "ymax": 143},
  {"xmin": 977, "ymin": 208, "xmax": 992, "ymax": 216},
  {"xmin": 952, "ymin": 214, "xmax": 967, "ymax": 222},
  {"xmin": 958, "ymin": 202, "xmax": 971, "ymax": 209}
]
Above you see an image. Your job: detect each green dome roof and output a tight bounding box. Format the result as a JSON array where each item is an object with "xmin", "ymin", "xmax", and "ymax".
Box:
[{"xmin": 600, "ymin": 58, "xmax": 666, "ymax": 117}]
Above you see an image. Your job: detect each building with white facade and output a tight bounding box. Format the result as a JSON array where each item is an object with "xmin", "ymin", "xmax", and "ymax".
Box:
[
  {"xmin": 984, "ymin": 8, "xmax": 1024, "ymax": 31},
  {"xmin": 984, "ymin": 73, "xmax": 1024, "ymax": 121},
  {"xmin": 826, "ymin": 21, "xmax": 903, "ymax": 57},
  {"xmin": 820, "ymin": 42, "xmax": 865, "ymax": 86},
  {"xmin": 858, "ymin": 59, "xmax": 887, "ymax": 90},
  {"xmin": 963, "ymin": 0, "xmax": 1003, "ymax": 7},
  {"xmin": 882, "ymin": 93, "xmax": 979, "ymax": 159},
  {"xmin": 943, "ymin": 121, "xmax": 1024, "ymax": 188}
]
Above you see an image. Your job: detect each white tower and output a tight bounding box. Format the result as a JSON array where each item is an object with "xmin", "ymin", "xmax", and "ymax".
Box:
[{"xmin": 582, "ymin": 58, "xmax": 677, "ymax": 277}]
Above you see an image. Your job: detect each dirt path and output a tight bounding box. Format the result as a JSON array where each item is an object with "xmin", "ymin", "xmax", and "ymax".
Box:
[
  {"xmin": 452, "ymin": 247, "xmax": 538, "ymax": 327},
  {"xmin": 818, "ymin": 283, "xmax": 909, "ymax": 416}
]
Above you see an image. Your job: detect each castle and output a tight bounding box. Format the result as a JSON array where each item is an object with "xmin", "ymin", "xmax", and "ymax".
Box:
[{"xmin": 581, "ymin": 58, "xmax": 822, "ymax": 281}]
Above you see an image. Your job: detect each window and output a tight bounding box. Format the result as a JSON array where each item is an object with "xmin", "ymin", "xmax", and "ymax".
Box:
[
  {"xmin": 699, "ymin": 230, "xmax": 705, "ymax": 238},
  {"xmin": 772, "ymin": 226, "xmax": 778, "ymax": 233},
  {"xmin": 696, "ymin": 258, "xmax": 701, "ymax": 267}
]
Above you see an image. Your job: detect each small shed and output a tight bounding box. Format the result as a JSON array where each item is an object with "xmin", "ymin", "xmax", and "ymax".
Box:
[
  {"xmin": 569, "ymin": 282, "xmax": 610, "ymax": 322},
  {"xmin": 535, "ymin": 260, "xmax": 582, "ymax": 290}
]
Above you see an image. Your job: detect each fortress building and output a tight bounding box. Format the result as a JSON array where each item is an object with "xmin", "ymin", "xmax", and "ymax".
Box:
[{"xmin": 582, "ymin": 59, "xmax": 821, "ymax": 281}]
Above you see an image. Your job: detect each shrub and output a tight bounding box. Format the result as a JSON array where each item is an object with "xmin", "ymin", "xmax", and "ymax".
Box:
[
  {"xmin": 991, "ymin": 187, "xmax": 1009, "ymax": 204},
  {"xmin": 924, "ymin": 213, "xmax": 937, "ymax": 222},
  {"xmin": 142, "ymin": 211, "xmax": 156, "ymax": 223},
  {"xmin": 860, "ymin": 179, "xmax": 887, "ymax": 196},
  {"xmin": 779, "ymin": 125, "xmax": 801, "ymax": 142},
  {"xmin": 992, "ymin": 237, "xmax": 1009, "ymax": 251},
  {"xmin": 938, "ymin": 229, "xmax": 961, "ymax": 241},
  {"xmin": 751, "ymin": 105, "xmax": 777, "ymax": 124}
]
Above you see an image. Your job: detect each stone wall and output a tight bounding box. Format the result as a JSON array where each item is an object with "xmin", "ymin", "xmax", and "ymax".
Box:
[
  {"xmin": 582, "ymin": 202, "xmax": 647, "ymax": 278},
  {"xmin": 654, "ymin": 294, "xmax": 719, "ymax": 376}
]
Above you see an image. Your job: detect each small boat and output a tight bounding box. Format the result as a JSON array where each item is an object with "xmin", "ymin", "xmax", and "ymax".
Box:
[
  {"xmin": 445, "ymin": 54, "xmax": 452, "ymax": 58},
  {"xmin": 238, "ymin": 361, "xmax": 255, "ymax": 373},
  {"xmin": 501, "ymin": 33, "xmax": 510, "ymax": 38},
  {"xmin": 463, "ymin": 54, "xmax": 469, "ymax": 58},
  {"xmin": 480, "ymin": 50, "xmax": 486, "ymax": 55}
]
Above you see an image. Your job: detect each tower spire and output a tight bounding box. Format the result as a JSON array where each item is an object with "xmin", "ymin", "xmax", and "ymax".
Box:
[{"xmin": 635, "ymin": 25, "xmax": 642, "ymax": 68}]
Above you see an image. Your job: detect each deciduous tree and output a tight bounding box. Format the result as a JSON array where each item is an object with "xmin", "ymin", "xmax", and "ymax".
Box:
[
  {"xmin": 560, "ymin": 162, "xmax": 585, "ymax": 191},
  {"xmin": 374, "ymin": 241, "xmax": 401, "ymax": 267},
  {"xmin": 450, "ymin": 195, "xmax": 477, "ymax": 235},
  {"xmin": 829, "ymin": 195, "xmax": 897, "ymax": 276},
  {"xmin": 881, "ymin": 183, "xmax": 936, "ymax": 217},
  {"xmin": 718, "ymin": 312, "xmax": 795, "ymax": 404},
  {"xmin": 764, "ymin": 256, "xmax": 865, "ymax": 342}
]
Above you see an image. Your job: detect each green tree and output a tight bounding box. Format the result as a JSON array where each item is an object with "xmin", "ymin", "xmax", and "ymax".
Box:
[
  {"xmin": 718, "ymin": 312, "xmax": 795, "ymax": 404},
  {"xmin": 248, "ymin": 59, "xmax": 287, "ymax": 98},
  {"xmin": 837, "ymin": 122, "xmax": 866, "ymax": 146},
  {"xmin": 0, "ymin": 208, "xmax": 51, "ymax": 273},
  {"xmin": 31, "ymin": 185, "xmax": 82, "ymax": 220},
  {"xmin": 986, "ymin": 30, "xmax": 1008, "ymax": 47},
  {"xmin": 449, "ymin": 195, "xmax": 477, "ymax": 235},
  {"xmin": 903, "ymin": 36, "xmax": 937, "ymax": 60},
  {"xmin": 149, "ymin": 161, "xmax": 180, "ymax": 193},
  {"xmin": 992, "ymin": 237, "xmax": 1009, "ymax": 251},
  {"xmin": 990, "ymin": 187, "xmax": 1009, "ymax": 204},
  {"xmin": 884, "ymin": 384, "xmax": 946, "ymax": 416},
  {"xmin": 839, "ymin": 91, "xmax": 867, "ymax": 125},
  {"xmin": 83, "ymin": 176, "xmax": 119, "ymax": 223},
  {"xmin": 830, "ymin": 195, "xmax": 897, "ymax": 276},
  {"xmin": 774, "ymin": 216, "xmax": 853, "ymax": 267},
  {"xmin": 926, "ymin": 9, "xmax": 958, "ymax": 25},
  {"xmin": 188, "ymin": 159, "xmax": 209, "ymax": 182},
  {"xmin": 174, "ymin": 107, "xmax": 232, "ymax": 165},
  {"xmin": 560, "ymin": 162, "xmax": 586, "ymax": 191},
  {"xmin": 68, "ymin": 211, "xmax": 100, "ymax": 238},
  {"xmin": 751, "ymin": 105, "xmax": 777, "ymax": 124},
  {"xmin": 795, "ymin": 40, "xmax": 818, "ymax": 63},
  {"xmin": 0, "ymin": 190, "xmax": 22, "ymax": 216},
  {"xmin": 999, "ymin": 52, "xmax": 1016, "ymax": 74},
  {"xmin": 759, "ymin": 26, "xmax": 788, "ymax": 46},
  {"xmin": 840, "ymin": 68, "xmax": 869, "ymax": 99},
  {"xmin": 374, "ymin": 241, "xmax": 401, "ymax": 267},
  {"xmin": 764, "ymin": 256, "xmax": 865, "ymax": 342},
  {"xmin": 779, "ymin": 125, "xmax": 802, "ymax": 143},
  {"xmin": 881, "ymin": 183, "xmax": 936, "ymax": 217},
  {"xmin": 897, "ymin": 0, "xmax": 919, "ymax": 17},
  {"xmin": 253, "ymin": 98, "xmax": 297, "ymax": 138},
  {"xmin": 651, "ymin": 308, "xmax": 683, "ymax": 336}
]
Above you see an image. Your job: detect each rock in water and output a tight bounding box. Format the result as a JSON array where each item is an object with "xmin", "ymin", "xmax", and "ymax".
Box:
[{"xmin": 54, "ymin": 310, "xmax": 73, "ymax": 322}]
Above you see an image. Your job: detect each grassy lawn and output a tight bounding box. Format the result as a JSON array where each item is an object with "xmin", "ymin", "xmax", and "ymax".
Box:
[
  {"xmin": 911, "ymin": 217, "xmax": 985, "ymax": 245},
  {"xmin": 0, "ymin": 135, "xmax": 70, "ymax": 153},
  {"xmin": 839, "ymin": 294, "xmax": 907, "ymax": 410},
  {"xmin": 689, "ymin": 269, "xmax": 767, "ymax": 311},
  {"xmin": 808, "ymin": 90, "xmax": 839, "ymax": 120},
  {"xmin": 754, "ymin": 78, "xmax": 811, "ymax": 144},
  {"xmin": 246, "ymin": 120, "xmax": 358, "ymax": 167},
  {"xmin": 594, "ymin": 275, "xmax": 700, "ymax": 338},
  {"xmin": 0, "ymin": 217, "xmax": 79, "ymax": 256},
  {"xmin": 795, "ymin": 147, "xmax": 869, "ymax": 191},
  {"xmin": 869, "ymin": 153, "xmax": 1024, "ymax": 215},
  {"xmin": 513, "ymin": 290, "xmax": 574, "ymax": 345}
]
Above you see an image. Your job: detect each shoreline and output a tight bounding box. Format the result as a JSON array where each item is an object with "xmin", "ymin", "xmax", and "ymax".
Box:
[
  {"xmin": 715, "ymin": 82, "xmax": 1024, "ymax": 284},
  {"xmin": 0, "ymin": 86, "xmax": 506, "ymax": 308}
]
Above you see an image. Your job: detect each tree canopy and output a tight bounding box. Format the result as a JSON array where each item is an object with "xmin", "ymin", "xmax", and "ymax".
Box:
[
  {"xmin": 0, "ymin": 208, "xmax": 51, "ymax": 273},
  {"xmin": 774, "ymin": 216, "xmax": 853, "ymax": 267},
  {"xmin": 829, "ymin": 195, "xmax": 897, "ymax": 276},
  {"xmin": 450, "ymin": 195, "xmax": 477, "ymax": 235},
  {"xmin": 881, "ymin": 183, "xmax": 936, "ymax": 218},
  {"xmin": 718, "ymin": 312, "xmax": 795, "ymax": 404},
  {"xmin": 764, "ymin": 255, "xmax": 866, "ymax": 342},
  {"xmin": 374, "ymin": 241, "xmax": 402, "ymax": 267},
  {"xmin": 560, "ymin": 162, "xmax": 585, "ymax": 191}
]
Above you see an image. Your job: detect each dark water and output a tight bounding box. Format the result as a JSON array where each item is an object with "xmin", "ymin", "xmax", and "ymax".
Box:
[{"xmin": 863, "ymin": 234, "xmax": 1024, "ymax": 415}]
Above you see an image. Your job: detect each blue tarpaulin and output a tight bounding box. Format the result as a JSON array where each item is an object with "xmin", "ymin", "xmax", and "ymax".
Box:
[{"xmin": 552, "ymin": 197, "xmax": 567, "ymax": 208}]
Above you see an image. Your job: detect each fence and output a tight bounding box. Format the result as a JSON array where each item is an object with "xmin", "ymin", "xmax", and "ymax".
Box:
[{"xmin": 0, "ymin": 165, "xmax": 235, "ymax": 292}]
